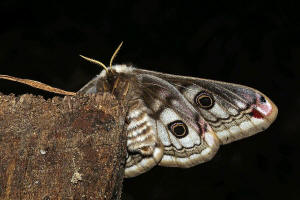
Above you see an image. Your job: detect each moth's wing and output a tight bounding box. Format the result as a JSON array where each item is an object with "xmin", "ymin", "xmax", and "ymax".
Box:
[
  {"xmin": 134, "ymin": 72, "xmax": 220, "ymax": 168},
  {"xmin": 178, "ymin": 80, "xmax": 278, "ymax": 145},
  {"xmin": 135, "ymin": 69, "xmax": 278, "ymax": 145},
  {"xmin": 155, "ymin": 108, "xmax": 220, "ymax": 168}
]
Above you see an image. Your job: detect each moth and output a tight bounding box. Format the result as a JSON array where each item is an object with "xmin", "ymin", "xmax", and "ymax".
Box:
[{"xmin": 0, "ymin": 43, "xmax": 278, "ymax": 178}]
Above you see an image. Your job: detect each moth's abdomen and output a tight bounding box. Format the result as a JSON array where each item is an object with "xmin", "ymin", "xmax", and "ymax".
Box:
[{"xmin": 125, "ymin": 99, "xmax": 163, "ymax": 178}]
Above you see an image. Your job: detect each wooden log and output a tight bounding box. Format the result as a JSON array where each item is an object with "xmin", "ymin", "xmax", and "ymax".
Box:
[{"xmin": 0, "ymin": 92, "xmax": 127, "ymax": 200}]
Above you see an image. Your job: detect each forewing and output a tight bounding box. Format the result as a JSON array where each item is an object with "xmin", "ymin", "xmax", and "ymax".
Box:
[{"xmin": 134, "ymin": 69, "xmax": 278, "ymax": 145}]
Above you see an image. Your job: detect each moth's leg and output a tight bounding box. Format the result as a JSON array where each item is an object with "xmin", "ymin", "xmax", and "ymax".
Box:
[
  {"xmin": 122, "ymin": 81, "xmax": 130, "ymax": 98},
  {"xmin": 112, "ymin": 76, "xmax": 120, "ymax": 95},
  {"xmin": 125, "ymin": 99, "xmax": 163, "ymax": 178}
]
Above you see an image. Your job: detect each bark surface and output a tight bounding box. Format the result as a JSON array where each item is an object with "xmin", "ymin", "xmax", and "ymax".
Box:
[{"xmin": 0, "ymin": 93, "xmax": 127, "ymax": 200}]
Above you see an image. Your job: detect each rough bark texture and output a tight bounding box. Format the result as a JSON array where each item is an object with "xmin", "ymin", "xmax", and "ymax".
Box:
[{"xmin": 0, "ymin": 92, "xmax": 127, "ymax": 200}]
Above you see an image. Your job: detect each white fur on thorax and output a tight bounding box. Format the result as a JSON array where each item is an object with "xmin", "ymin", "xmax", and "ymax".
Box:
[{"xmin": 98, "ymin": 64, "xmax": 134, "ymax": 78}]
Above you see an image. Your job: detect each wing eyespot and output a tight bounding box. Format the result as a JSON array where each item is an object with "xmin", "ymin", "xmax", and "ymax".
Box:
[
  {"xmin": 167, "ymin": 120, "xmax": 188, "ymax": 138},
  {"xmin": 194, "ymin": 91, "xmax": 215, "ymax": 109}
]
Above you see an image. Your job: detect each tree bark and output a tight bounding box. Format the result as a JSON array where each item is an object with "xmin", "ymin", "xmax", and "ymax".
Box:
[{"xmin": 0, "ymin": 92, "xmax": 127, "ymax": 200}]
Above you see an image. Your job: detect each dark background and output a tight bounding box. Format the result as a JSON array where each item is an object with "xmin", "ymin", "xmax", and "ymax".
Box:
[{"xmin": 0, "ymin": 1, "xmax": 299, "ymax": 200}]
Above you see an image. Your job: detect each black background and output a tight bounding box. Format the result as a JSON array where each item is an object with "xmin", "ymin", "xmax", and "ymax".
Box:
[{"xmin": 0, "ymin": 1, "xmax": 299, "ymax": 200}]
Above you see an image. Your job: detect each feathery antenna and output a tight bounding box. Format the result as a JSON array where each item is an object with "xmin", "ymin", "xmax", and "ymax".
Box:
[
  {"xmin": 110, "ymin": 41, "xmax": 123, "ymax": 68},
  {"xmin": 80, "ymin": 41, "xmax": 123, "ymax": 74},
  {"xmin": 79, "ymin": 55, "xmax": 109, "ymax": 73}
]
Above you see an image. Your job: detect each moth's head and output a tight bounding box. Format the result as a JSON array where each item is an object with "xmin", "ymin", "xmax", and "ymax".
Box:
[
  {"xmin": 98, "ymin": 64, "xmax": 134, "ymax": 79},
  {"xmin": 98, "ymin": 64, "xmax": 135, "ymax": 94},
  {"xmin": 78, "ymin": 63, "xmax": 136, "ymax": 98},
  {"xmin": 78, "ymin": 42, "xmax": 136, "ymax": 95}
]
